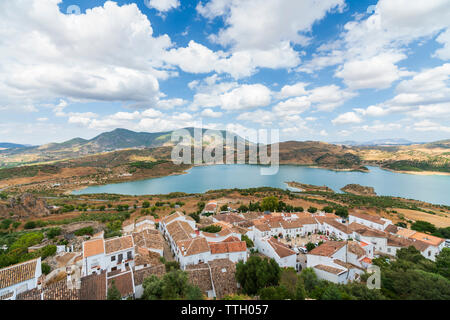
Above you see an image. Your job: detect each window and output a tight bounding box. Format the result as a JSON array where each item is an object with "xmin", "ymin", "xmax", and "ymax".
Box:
[
  {"xmin": 428, "ymin": 251, "xmax": 431, "ymax": 257},
  {"xmin": 111, "ymin": 267, "xmax": 117, "ymax": 272},
  {"xmin": 127, "ymin": 251, "xmax": 132, "ymax": 260},
  {"xmin": 111, "ymin": 256, "xmax": 116, "ymax": 262},
  {"xmin": 118, "ymin": 254, "xmax": 123, "ymax": 262}
]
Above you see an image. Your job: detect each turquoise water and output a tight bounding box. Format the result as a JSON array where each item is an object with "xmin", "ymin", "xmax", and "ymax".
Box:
[{"xmin": 72, "ymin": 165, "xmax": 450, "ymax": 206}]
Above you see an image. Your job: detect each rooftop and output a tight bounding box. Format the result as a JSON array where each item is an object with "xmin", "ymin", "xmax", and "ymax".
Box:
[
  {"xmin": 267, "ymin": 237, "xmax": 296, "ymax": 258},
  {"xmin": 83, "ymin": 238, "xmax": 105, "ymax": 258},
  {"xmin": 308, "ymin": 241, "xmax": 346, "ymax": 257},
  {"xmin": 105, "ymin": 235, "xmax": 134, "ymax": 254},
  {"xmin": 0, "ymin": 258, "xmax": 40, "ymax": 290},
  {"xmin": 313, "ymin": 264, "xmax": 346, "ymax": 275}
]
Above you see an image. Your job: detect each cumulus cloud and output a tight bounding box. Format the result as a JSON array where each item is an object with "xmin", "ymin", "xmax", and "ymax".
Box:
[
  {"xmin": 146, "ymin": 0, "xmax": 180, "ymax": 12},
  {"xmin": 0, "ymin": 0, "xmax": 172, "ymax": 109},
  {"xmin": 332, "ymin": 112, "xmax": 363, "ymax": 125}
]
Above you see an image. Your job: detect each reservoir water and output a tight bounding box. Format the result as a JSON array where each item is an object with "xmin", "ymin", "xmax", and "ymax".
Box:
[{"xmin": 72, "ymin": 165, "xmax": 450, "ymax": 206}]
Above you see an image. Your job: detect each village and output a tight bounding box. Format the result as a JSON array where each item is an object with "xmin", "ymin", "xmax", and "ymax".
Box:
[{"xmin": 1, "ymin": 198, "xmax": 447, "ymax": 300}]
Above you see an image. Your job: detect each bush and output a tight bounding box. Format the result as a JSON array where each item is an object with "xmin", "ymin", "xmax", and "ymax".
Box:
[
  {"xmin": 24, "ymin": 221, "xmax": 37, "ymax": 229},
  {"xmin": 46, "ymin": 228, "xmax": 62, "ymax": 239},
  {"xmin": 41, "ymin": 262, "xmax": 51, "ymax": 275},
  {"xmin": 235, "ymin": 256, "xmax": 281, "ymax": 295},
  {"xmin": 307, "ymin": 207, "xmax": 318, "ymax": 213},
  {"xmin": 411, "ymin": 220, "xmax": 436, "ymax": 234},
  {"xmin": 74, "ymin": 226, "xmax": 94, "ymax": 236},
  {"xmin": 200, "ymin": 225, "xmax": 222, "ymax": 233}
]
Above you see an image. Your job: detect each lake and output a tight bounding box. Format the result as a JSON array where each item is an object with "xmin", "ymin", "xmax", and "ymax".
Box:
[{"xmin": 72, "ymin": 165, "xmax": 450, "ymax": 206}]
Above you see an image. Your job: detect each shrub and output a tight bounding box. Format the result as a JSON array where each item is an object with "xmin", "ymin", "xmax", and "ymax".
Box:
[{"xmin": 41, "ymin": 262, "xmax": 51, "ymax": 275}]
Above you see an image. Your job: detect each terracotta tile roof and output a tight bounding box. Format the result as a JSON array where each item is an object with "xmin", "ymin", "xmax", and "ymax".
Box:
[
  {"xmin": 387, "ymin": 235, "xmax": 430, "ymax": 252},
  {"xmin": 204, "ymin": 203, "xmax": 217, "ymax": 211},
  {"xmin": 166, "ymin": 220, "xmax": 195, "ymax": 242},
  {"xmin": 324, "ymin": 220, "xmax": 352, "ymax": 234},
  {"xmin": 132, "ymin": 229, "xmax": 164, "ymax": 251},
  {"xmin": 133, "ymin": 265, "xmax": 165, "ymax": 286},
  {"xmin": 296, "ymin": 217, "xmax": 317, "ymax": 225},
  {"xmin": 214, "ymin": 214, "xmax": 246, "ymax": 224},
  {"xmin": 308, "ymin": 241, "xmax": 346, "ymax": 257},
  {"xmin": 362, "ymin": 257, "xmax": 372, "ymax": 264},
  {"xmin": 186, "ymin": 263, "xmax": 213, "ymax": 294},
  {"xmin": 347, "ymin": 241, "xmax": 366, "ymax": 258},
  {"xmin": 208, "ymin": 259, "xmax": 238, "ymax": 299},
  {"xmin": 254, "ymin": 222, "xmax": 271, "ymax": 232},
  {"xmin": 186, "ymin": 259, "xmax": 238, "ymax": 299},
  {"xmin": 410, "ymin": 232, "xmax": 444, "ymax": 246},
  {"xmin": 161, "ymin": 211, "xmax": 184, "ymax": 224},
  {"xmin": 80, "ymin": 272, "xmax": 106, "ymax": 300},
  {"xmin": 202, "ymin": 227, "xmax": 234, "ymax": 239},
  {"xmin": 42, "ymin": 278, "xmax": 80, "ymax": 300},
  {"xmin": 314, "ymin": 264, "xmax": 346, "ymax": 275},
  {"xmin": 241, "ymin": 212, "xmax": 264, "ymax": 220},
  {"xmin": 134, "ymin": 247, "xmax": 162, "ymax": 267},
  {"xmin": 0, "ymin": 258, "xmax": 39, "ymax": 289},
  {"xmin": 209, "ymin": 240, "xmax": 247, "ymax": 254},
  {"xmin": 384, "ymin": 224, "xmax": 398, "ymax": 234},
  {"xmin": 223, "ymin": 236, "xmax": 241, "ymax": 242},
  {"xmin": 267, "ymin": 237, "xmax": 296, "ymax": 258},
  {"xmin": 333, "ymin": 259, "xmax": 365, "ymax": 271},
  {"xmin": 280, "ymin": 220, "xmax": 303, "ymax": 229},
  {"xmin": 396, "ymin": 228, "xmax": 417, "ymax": 238},
  {"xmin": 349, "ymin": 223, "xmax": 387, "ymax": 238},
  {"xmin": 83, "ymin": 238, "xmax": 105, "ymax": 258},
  {"xmin": 105, "ymin": 235, "xmax": 134, "ymax": 254},
  {"xmin": 107, "ymin": 271, "xmax": 134, "ymax": 298},
  {"xmin": 350, "ymin": 212, "xmax": 384, "ymax": 225},
  {"xmin": 177, "ymin": 237, "xmax": 210, "ymax": 256}
]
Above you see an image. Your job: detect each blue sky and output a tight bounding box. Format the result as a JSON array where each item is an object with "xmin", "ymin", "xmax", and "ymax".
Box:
[{"xmin": 0, "ymin": 0, "xmax": 449, "ymax": 145}]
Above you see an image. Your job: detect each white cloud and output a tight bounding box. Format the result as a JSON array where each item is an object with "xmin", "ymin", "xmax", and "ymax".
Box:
[
  {"xmin": 146, "ymin": 0, "xmax": 180, "ymax": 12},
  {"xmin": 142, "ymin": 108, "xmax": 163, "ymax": 118},
  {"xmin": 273, "ymin": 97, "xmax": 311, "ymax": 117},
  {"xmin": 165, "ymin": 40, "xmax": 300, "ymax": 79},
  {"xmin": 201, "ymin": 108, "xmax": 223, "ymax": 118},
  {"xmin": 237, "ymin": 110, "xmax": 275, "ymax": 126},
  {"xmin": 332, "ymin": 112, "xmax": 363, "ymax": 125},
  {"xmin": 219, "ymin": 84, "xmax": 272, "ymax": 111},
  {"xmin": 198, "ymin": 0, "xmax": 345, "ymax": 50},
  {"xmin": 278, "ymin": 82, "xmax": 309, "ymax": 99},
  {"xmin": 335, "ymin": 53, "xmax": 408, "ymax": 89},
  {"xmin": 0, "ymin": 1, "xmax": 172, "ymax": 108}
]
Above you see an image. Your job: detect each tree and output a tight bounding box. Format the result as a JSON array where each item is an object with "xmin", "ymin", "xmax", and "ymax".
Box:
[
  {"xmin": 238, "ymin": 204, "xmax": 249, "ymax": 213},
  {"xmin": 142, "ymin": 201, "xmax": 150, "ymax": 208},
  {"xmin": 436, "ymin": 248, "xmax": 450, "ymax": 280},
  {"xmin": 259, "ymin": 285, "xmax": 293, "ymax": 300},
  {"xmin": 298, "ymin": 268, "xmax": 319, "ymax": 295},
  {"xmin": 235, "ymin": 256, "xmax": 281, "ymax": 295},
  {"xmin": 220, "ymin": 204, "xmax": 229, "ymax": 211},
  {"xmin": 305, "ymin": 242, "xmax": 316, "ymax": 252},
  {"xmin": 200, "ymin": 225, "xmax": 222, "ymax": 233},
  {"xmin": 323, "ymin": 206, "xmax": 334, "ymax": 213},
  {"xmin": 307, "ymin": 207, "xmax": 317, "ymax": 214},
  {"xmin": 334, "ymin": 207, "xmax": 348, "ymax": 218},
  {"xmin": 321, "ymin": 284, "xmax": 342, "ymax": 300},
  {"xmin": 241, "ymin": 234, "xmax": 254, "ymax": 248},
  {"xmin": 295, "ymin": 280, "xmax": 306, "ymax": 300},
  {"xmin": 279, "ymin": 268, "xmax": 298, "ymax": 296},
  {"xmin": 107, "ymin": 280, "xmax": 122, "ymax": 300},
  {"xmin": 411, "ymin": 220, "xmax": 436, "ymax": 234},
  {"xmin": 41, "ymin": 262, "xmax": 51, "ymax": 275},
  {"xmin": 189, "ymin": 212, "xmax": 200, "ymax": 223},
  {"xmin": 261, "ymin": 197, "xmax": 279, "ymax": 212},
  {"xmin": 142, "ymin": 270, "xmax": 203, "ymax": 300}
]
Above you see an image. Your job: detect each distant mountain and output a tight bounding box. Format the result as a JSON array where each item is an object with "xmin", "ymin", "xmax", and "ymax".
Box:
[
  {"xmin": 0, "ymin": 143, "xmax": 28, "ymax": 149},
  {"xmin": 0, "ymin": 128, "xmax": 250, "ymax": 166},
  {"xmin": 334, "ymin": 139, "xmax": 419, "ymax": 146}
]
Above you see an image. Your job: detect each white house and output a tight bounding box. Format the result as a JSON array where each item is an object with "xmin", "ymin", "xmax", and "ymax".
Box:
[
  {"xmin": 0, "ymin": 257, "xmax": 42, "ymax": 300},
  {"xmin": 307, "ymin": 241, "xmax": 366, "ymax": 284},
  {"xmin": 254, "ymin": 236, "xmax": 296, "ymax": 268},
  {"xmin": 349, "ymin": 212, "xmax": 392, "ymax": 231},
  {"xmin": 159, "ymin": 212, "xmax": 196, "ymax": 237},
  {"xmin": 82, "ymin": 235, "xmax": 136, "ymax": 276}
]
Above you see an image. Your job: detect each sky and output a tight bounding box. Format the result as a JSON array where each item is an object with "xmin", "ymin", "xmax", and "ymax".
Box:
[{"xmin": 0, "ymin": 0, "xmax": 450, "ymax": 145}]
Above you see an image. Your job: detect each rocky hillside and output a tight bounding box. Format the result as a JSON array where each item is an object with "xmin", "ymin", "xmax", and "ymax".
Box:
[{"xmin": 0, "ymin": 193, "xmax": 51, "ymax": 219}]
